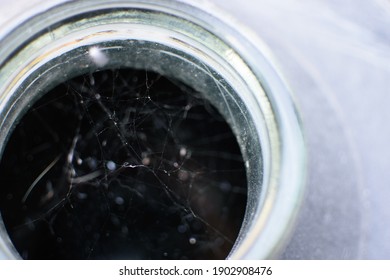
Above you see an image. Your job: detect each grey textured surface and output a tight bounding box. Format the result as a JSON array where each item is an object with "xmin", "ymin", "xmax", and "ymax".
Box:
[{"xmin": 212, "ymin": 0, "xmax": 390, "ymax": 259}]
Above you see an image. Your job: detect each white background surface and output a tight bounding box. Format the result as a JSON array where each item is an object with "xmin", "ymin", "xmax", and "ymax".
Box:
[{"xmin": 212, "ymin": 0, "xmax": 390, "ymax": 259}]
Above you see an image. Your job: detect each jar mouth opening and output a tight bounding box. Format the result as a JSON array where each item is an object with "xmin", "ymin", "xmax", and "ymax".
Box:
[{"xmin": 0, "ymin": 0, "xmax": 305, "ymax": 259}]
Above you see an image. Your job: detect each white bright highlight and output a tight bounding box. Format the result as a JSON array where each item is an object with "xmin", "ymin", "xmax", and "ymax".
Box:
[{"xmin": 89, "ymin": 46, "xmax": 109, "ymax": 67}]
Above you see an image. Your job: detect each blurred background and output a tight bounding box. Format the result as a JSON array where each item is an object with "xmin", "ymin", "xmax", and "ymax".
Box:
[{"xmin": 213, "ymin": 0, "xmax": 390, "ymax": 259}]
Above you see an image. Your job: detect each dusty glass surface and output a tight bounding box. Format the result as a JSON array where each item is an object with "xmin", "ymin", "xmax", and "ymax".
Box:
[{"xmin": 0, "ymin": 0, "xmax": 305, "ymax": 259}]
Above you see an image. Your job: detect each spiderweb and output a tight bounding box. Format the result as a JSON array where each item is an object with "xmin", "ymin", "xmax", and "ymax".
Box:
[{"xmin": 0, "ymin": 68, "xmax": 247, "ymax": 259}]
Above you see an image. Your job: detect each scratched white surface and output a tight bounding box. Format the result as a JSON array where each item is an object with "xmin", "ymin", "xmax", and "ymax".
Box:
[{"xmin": 212, "ymin": 0, "xmax": 390, "ymax": 259}]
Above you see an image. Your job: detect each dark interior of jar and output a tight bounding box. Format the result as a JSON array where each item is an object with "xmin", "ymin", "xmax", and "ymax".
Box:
[{"xmin": 0, "ymin": 68, "xmax": 247, "ymax": 259}]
